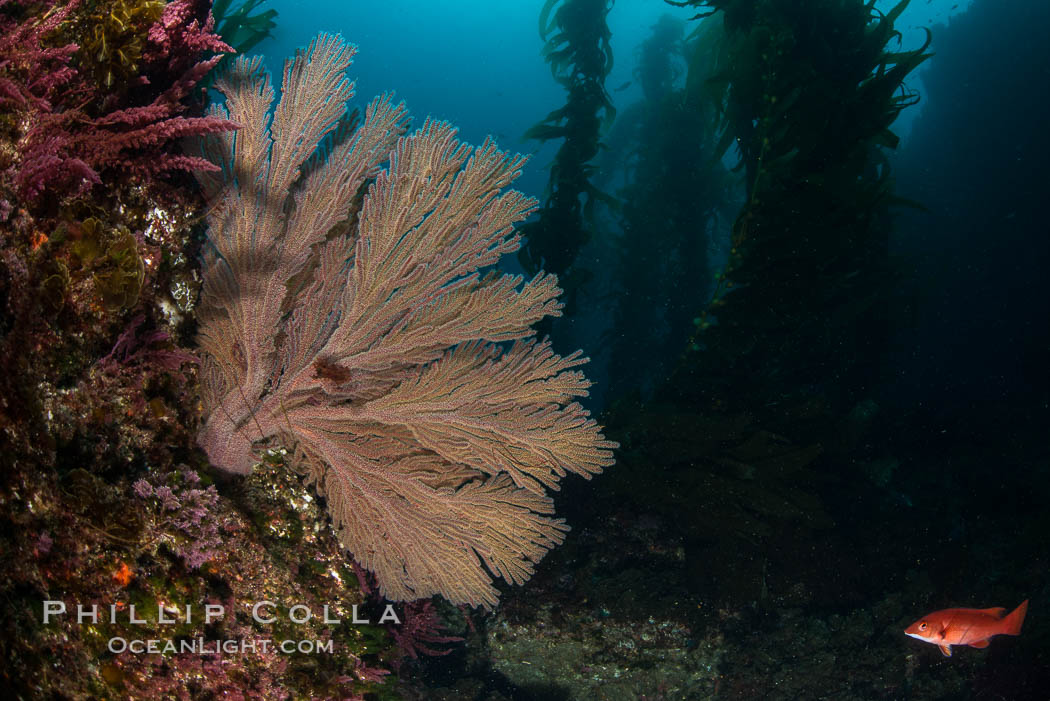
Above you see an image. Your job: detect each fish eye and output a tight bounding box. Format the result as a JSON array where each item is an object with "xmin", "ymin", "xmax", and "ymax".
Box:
[{"xmin": 918, "ymin": 622, "xmax": 928, "ymax": 631}]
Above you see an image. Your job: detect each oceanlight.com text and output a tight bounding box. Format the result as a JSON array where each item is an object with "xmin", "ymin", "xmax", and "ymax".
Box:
[{"xmin": 108, "ymin": 637, "xmax": 335, "ymax": 655}]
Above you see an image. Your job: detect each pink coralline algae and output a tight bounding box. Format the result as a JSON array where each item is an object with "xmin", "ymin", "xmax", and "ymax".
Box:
[
  {"xmin": 0, "ymin": 0, "xmax": 80, "ymax": 111},
  {"xmin": 0, "ymin": 0, "xmax": 236, "ymax": 204},
  {"xmin": 144, "ymin": 0, "xmax": 232, "ymax": 74},
  {"xmin": 388, "ymin": 599, "xmax": 464, "ymax": 663},
  {"xmin": 133, "ymin": 468, "xmax": 225, "ymax": 570},
  {"xmin": 99, "ymin": 313, "xmax": 198, "ymax": 372}
]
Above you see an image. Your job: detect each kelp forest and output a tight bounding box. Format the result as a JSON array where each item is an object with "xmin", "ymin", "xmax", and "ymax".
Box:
[
  {"xmin": 1, "ymin": 0, "xmax": 1046, "ymax": 699},
  {"xmin": 492, "ymin": 0, "xmax": 1048, "ymax": 698}
]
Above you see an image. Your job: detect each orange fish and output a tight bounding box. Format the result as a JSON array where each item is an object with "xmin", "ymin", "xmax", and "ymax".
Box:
[{"xmin": 905, "ymin": 600, "xmax": 1028, "ymax": 657}]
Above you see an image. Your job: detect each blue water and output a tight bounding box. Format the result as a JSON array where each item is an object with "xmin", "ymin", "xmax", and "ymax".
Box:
[{"xmin": 247, "ymin": 0, "xmax": 971, "ymax": 199}]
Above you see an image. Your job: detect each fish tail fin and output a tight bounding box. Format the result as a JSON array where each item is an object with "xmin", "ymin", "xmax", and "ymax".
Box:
[{"xmin": 1001, "ymin": 599, "xmax": 1028, "ymax": 636}]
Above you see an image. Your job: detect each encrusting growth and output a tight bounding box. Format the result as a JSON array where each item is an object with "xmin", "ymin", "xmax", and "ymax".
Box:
[{"xmin": 192, "ymin": 33, "xmax": 616, "ymax": 608}]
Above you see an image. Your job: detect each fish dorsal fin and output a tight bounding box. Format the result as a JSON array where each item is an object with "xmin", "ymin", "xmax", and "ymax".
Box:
[
  {"xmin": 969, "ymin": 639, "xmax": 990, "ymax": 648},
  {"xmin": 976, "ymin": 607, "xmax": 1007, "ymax": 618},
  {"xmin": 938, "ymin": 643, "xmax": 952, "ymax": 657}
]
